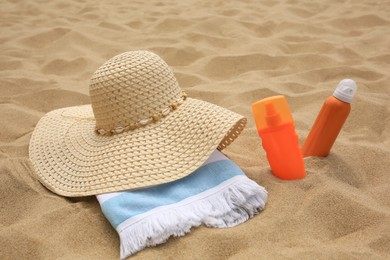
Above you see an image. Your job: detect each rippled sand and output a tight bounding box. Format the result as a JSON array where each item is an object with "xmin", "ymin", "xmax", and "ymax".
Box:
[{"xmin": 1, "ymin": 0, "xmax": 389, "ymax": 259}]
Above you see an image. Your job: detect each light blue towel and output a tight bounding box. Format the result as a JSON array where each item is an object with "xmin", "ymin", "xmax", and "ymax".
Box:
[{"xmin": 97, "ymin": 150, "xmax": 267, "ymax": 259}]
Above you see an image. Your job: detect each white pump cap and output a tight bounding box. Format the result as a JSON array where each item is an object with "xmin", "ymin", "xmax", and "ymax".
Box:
[{"xmin": 333, "ymin": 79, "xmax": 357, "ymax": 103}]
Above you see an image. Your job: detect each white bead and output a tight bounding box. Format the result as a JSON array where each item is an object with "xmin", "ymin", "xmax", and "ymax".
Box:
[
  {"xmin": 97, "ymin": 129, "xmax": 106, "ymax": 135},
  {"xmin": 114, "ymin": 126, "xmax": 124, "ymax": 133},
  {"xmin": 161, "ymin": 108, "xmax": 170, "ymax": 116},
  {"xmin": 139, "ymin": 118, "xmax": 152, "ymax": 126}
]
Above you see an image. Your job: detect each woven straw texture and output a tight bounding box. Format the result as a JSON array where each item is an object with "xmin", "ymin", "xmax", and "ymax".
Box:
[{"xmin": 29, "ymin": 50, "xmax": 247, "ymax": 197}]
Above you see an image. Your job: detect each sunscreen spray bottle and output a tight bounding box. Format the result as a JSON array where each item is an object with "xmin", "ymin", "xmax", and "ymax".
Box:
[
  {"xmin": 252, "ymin": 96, "xmax": 306, "ymax": 180},
  {"xmin": 302, "ymin": 79, "xmax": 357, "ymax": 157}
]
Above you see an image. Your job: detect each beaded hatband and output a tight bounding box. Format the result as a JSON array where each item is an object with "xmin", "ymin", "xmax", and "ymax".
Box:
[{"xmin": 96, "ymin": 92, "xmax": 188, "ymax": 136}]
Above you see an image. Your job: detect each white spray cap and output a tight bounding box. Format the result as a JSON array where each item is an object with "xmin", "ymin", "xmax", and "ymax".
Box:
[{"xmin": 333, "ymin": 79, "xmax": 357, "ymax": 103}]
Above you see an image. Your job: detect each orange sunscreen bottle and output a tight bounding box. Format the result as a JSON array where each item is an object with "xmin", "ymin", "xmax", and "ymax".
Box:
[
  {"xmin": 302, "ymin": 79, "xmax": 357, "ymax": 157},
  {"xmin": 252, "ymin": 96, "xmax": 306, "ymax": 180}
]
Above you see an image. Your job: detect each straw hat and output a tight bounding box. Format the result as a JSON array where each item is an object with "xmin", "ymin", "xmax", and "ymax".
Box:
[{"xmin": 29, "ymin": 50, "xmax": 247, "ymax": 197}]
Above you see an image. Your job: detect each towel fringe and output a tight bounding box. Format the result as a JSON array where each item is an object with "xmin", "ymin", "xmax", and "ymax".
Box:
[{"xmin": 119, "ymin": 177, "xmax": 267, "ymax": 259}]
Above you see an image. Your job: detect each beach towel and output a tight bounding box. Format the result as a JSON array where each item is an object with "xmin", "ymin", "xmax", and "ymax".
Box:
[{"xmin": 96, "ymin": 150, "xmax": 267, "ymax": 259}]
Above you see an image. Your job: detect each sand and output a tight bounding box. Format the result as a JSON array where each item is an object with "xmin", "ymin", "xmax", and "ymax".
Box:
[{"xmin": 1, "ymin": 0, "xmax": 390, "ymax": 259}]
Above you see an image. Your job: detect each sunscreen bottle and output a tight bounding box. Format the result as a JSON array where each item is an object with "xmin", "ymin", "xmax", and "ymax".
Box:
[
  {"xmin": 302, "ymin": 79, "xmax": 357, "ymax": 157},
  {"xmin": 252, "ymin": 96, "xmax": 306, "ymax": 180}
]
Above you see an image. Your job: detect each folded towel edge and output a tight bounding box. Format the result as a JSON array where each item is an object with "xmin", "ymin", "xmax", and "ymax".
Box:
[{"xmin": 119, "ymin": 177, "xmax": 267, "ymax": 259}]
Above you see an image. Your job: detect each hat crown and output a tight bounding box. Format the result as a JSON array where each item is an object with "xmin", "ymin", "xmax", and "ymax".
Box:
[{"xmin": 89, "ymin": 51, "xmax": 182, "ymax": 132}]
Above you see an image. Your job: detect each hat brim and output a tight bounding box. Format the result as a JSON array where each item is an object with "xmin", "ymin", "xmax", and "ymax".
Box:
[{"xmin": 29, "ymin": 98, "xmax": 246, "ymax": 197}]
